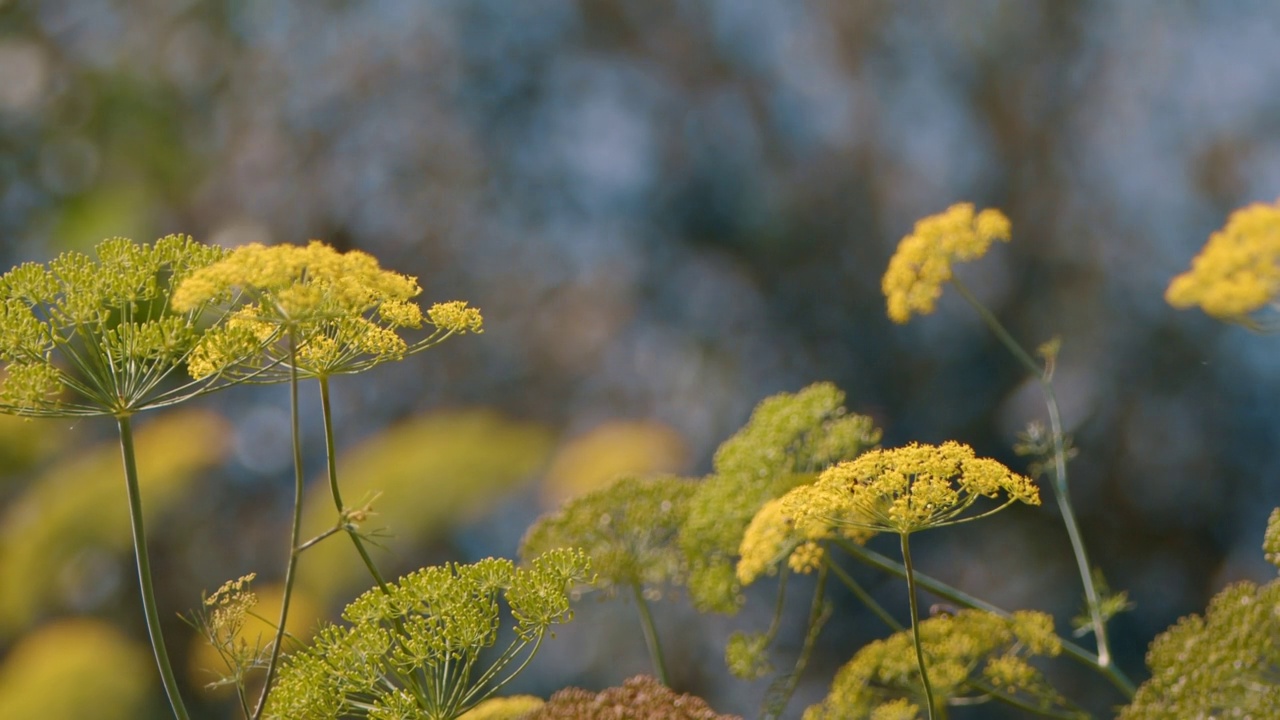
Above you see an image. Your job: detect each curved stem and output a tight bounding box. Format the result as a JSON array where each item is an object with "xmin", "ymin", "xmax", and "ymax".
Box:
[
  {"xmin": 951, "ymin": 278, "xmax": 1112, "ymax": 669},
  {"xmin": 252, "ymin": 332, "xmax": 306, "ymax": 720},
  {"xmin": 835, "ymin": 539, "xmax": 1135, "ymax": 697},
  {"xmin": 318, "ymin": 376, "xmax": 389, "ymax": 590},
  {"xmin": 900, "ymin": 532, "xmax": 937, "ymax": 719},
  {"xmin": 630, "ymin": 582, "xmax": 669, "ymax": 685},
  {"xmin": 117, "ymin": 415, "xmax": 192, "ymax": 720}
]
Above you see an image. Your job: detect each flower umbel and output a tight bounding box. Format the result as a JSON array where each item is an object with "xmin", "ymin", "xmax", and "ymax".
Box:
[
  {"xmin": 789, "ymin": 441, "xmax": 1039, "ymax": 536},
  {"xmin": 0, "ymin": 235, "xmax": 229, "ymax": 416},
  {"xmin": 882, "ymin": 203, "xmax": 1012, "ymax": 324},
  {"xmin": 1166, "ymin": 200, "xmax": 1280, "ymax": 323},
  {"xmin": 173, "ymin": 241, "xmax": 482, "ymax": 380}
]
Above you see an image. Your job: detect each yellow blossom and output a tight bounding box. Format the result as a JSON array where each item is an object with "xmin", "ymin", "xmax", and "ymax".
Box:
[
  {"xmin": 787, "ymin": 441, "xmax": 1039, "ymax": 536},
  {"xmin": 737, "ymin": 493, "xmax": 870, "ymax": 586},
  {"xmin": 173, "ymin": 241, "xmax": 481, "ymax": 380},
  {"xmin": 1166, "ymin": 200, "xmax": 1280, "ymax": 321},
  {"xmin": 882, "ymin": 203, "xmax": 1012, "ymax": 324}
]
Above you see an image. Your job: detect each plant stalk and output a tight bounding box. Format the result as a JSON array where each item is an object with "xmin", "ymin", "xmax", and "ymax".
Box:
[
  {"xmin": 630, "ymin": 582, "xmax": 669, "ymax": 685},
  {"xmin": 951, "ymin": 278, "xmax": 1112, "ymax": 668},
  {"xmin": 252, "ymin": 333, "xmax": 306, "ymax": 719},
  {"xmin": 837, "ymin": 539, "xmax": 1135, "ymax": 697},
  {"xmin": 318, "ymin": 376, "xmax": 389, "ymax": 590},
  {"xmin": 117, "ymin": 414, "xmax": 192, "ymax": 720},
  {"xmin": 900, "ymin": 532, "xmax": 937, "ymax": 719}
]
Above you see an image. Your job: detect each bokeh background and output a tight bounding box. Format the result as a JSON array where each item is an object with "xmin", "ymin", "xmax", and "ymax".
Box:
[{"xmin": 2, "ymin": 1, "xmax": 1280, "ymax": 718}]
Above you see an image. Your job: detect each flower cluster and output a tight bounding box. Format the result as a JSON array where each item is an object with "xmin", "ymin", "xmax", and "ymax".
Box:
[
  {"xmin": 1166, "ymin": 200, "xmax": 1280, "ymax": 322},
  {"xmin": 0, "ymin": 235, "xmax": 228, "ymax": 415},
  {"xmin": 679, "ymin": 382, "xmax": 881, "ymax": 613},
  {"xmin": 265, "ymin": 550, "xmax": 592, "ymax": 720},
  {"xmin": 881, "ymin": 203, "xmax": 1012, "ymax": 324},
  {"xmin": 785, "ymin": 441, "xmax": 1039, "ymax": 536},
  {"xmin": 1119, "ymin": 578, "xmax": 1280, "ymax": 719},
  {"xmin": 521, "ymin": 475, "xmax": 696, "ymax": 595},
  {"xmin": 804, "ymin": 610, "xmax": 1069, "ymax": 720},
  {"xmin": 735, "ymin": 494, "xmax": 869, "ymax": 587},
  {"xmin": 172, "ymin": 241, "xmax": 482, "ymax": 380}
]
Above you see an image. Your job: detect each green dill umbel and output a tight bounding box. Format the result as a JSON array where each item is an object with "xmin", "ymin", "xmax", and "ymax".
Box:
[
  {"xmin": 0, "ymin": 235, "xmax": 232, "ymax": 416},
  {"xmin": 263, "ymin": 549, "xmax": 593, "ymax": 720}
]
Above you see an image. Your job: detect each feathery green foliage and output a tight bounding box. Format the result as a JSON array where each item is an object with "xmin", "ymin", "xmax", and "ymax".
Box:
[
  {"xmin": 521, "ymin": 475, "xmax": 696, "ymax": 594},
  {"xmin": 0, "ymin": 235, "xmax": 229, "ymax": 416},
  {"xmin": 679, "ymin": 382, "xmax": 881, "ymax": 613},
  {"xmin": 264, "ymin": 549, "xmax": 592, "ymax": 720},
  {"xmin": 804, "ymin": 610, "xmax": 1076, "ymax": 720}
]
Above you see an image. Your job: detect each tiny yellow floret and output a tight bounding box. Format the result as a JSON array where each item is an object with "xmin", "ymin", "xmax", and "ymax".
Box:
[
  {"xmin": 882, "ymin": 203, "xmax": 1012, "ymax": 324},
  {"xmin": 1166, "ymin": 200, "xmax": 1280, "ymax": 321}
]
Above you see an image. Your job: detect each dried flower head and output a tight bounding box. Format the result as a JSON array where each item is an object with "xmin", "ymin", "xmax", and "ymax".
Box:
[
  {"xmin": 679, "ymin": 382, "xmax": 881, "ymax": 613},
  {"xmin": 1166, "ymin": 200, "xmax": 1280, "ymax": 322},
  {"xmin": 882, "ymin": 203, "xmax": 1012, "ymax": 324},
  {"xmin": 173, "ymin": 241, "xmax": 482, "ymax": 380},
  {"xmin": 787, "ymin": 441, "xmax": 1039, "ymax": 536},
  {"xmin": 526, "ymin": 675, "xmax": 741, "ymax": 720},
  {"xmin": 0, "ymin": 236, "xmax": 230, "ymax": 416},
  {"xmin": 804, "ymin": 610, "xmax": 1069, "ymax": 720}
]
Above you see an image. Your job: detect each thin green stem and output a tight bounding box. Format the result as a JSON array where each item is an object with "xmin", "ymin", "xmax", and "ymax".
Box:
[
  {"xmin": 318, "ymin": 376, "xmax": 389, "ymax": 590},
  {"xmin": 762, "ymin": 566, "xmax": 831, "ymax": 720},
  {"xmin": 630, "ymin": 582, "xmax": 669, "ymax": 685},
  {"xmin": 900, "ymin": 533, "xmax": 937, "ymax": 719},
  {"xmin": 825, "ymin": 556, "xmax": 903, "ymax": 631},
  {"xmin": 117, "ymin": 414, "xmax": 192, "ymax": 720},
  {"xmin": 252, "ymin": 332, "xmax": 306, "ymax": 720},
  {"xmin": 951, "ymin": 278, "xmax": 1112, "ymax": 669},
  {"xmin": 835, "ymin": 539, "xmax": 1136, "ymax": 697}
]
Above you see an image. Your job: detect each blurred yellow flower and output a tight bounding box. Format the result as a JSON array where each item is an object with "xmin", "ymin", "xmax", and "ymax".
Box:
[
  {"xmin": 882, "ymin": 203, "xmax": 1012, "ymax": 324},
  {"xmin": 457, "ymin": 695, "xmax": 545, "ymax": 720},
  {"xmin": 541, "ymin": 419, "xmax": 689, "ymax": 504},
  {"xmin": 0, "ymin": 619, "xmax": 154, "ymax": 720},
  {"xmin": 1166, "ymin": 201, "xmax": 1280, "ymax": 321}
]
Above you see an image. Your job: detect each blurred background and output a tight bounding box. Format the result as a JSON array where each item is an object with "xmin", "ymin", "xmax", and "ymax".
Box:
[{"xmin": 2, "ymin": 1, "xmax": 1279, "ymax": 718}]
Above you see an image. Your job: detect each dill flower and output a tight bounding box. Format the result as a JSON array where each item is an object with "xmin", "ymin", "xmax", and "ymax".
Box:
[
  {"xmin": 521, "ymin": 475, "xmax": 695, "ymax": 595},
  {"xmin": 804, "ymin": 610, "xmax": 1069, "ymax": 720},
  {"xmin": 265, "ymin": 550, "xmax": 592, "ymax": 720},
  {"xmin": 0, "ymin": 235, "xmax": 229, "ymax": 416},
  {"xmin": 172, "ymin": 241, "xmax": 482, "ymax": 380},
  {"xmin": 1166, "ymin": 200, "xmax": 1280, "ymax": 322},
  {"xmin": 1119, "ymin": 578, "xmax": 1280, "ymax": 719},
  {"xmin": 736, "ymin": 494, "xmax": 870, "ymax": 586},
  {"xmin": 882, "ymin": 203, "xmax": 1012, "ymax": 324},
  {"xmin": 787, "ymin": 441, "xmax": 1039, "ymax": 536},
  {"xmin": 679, "ymin": 382, "xmax": 882, "ymax": 613}
]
